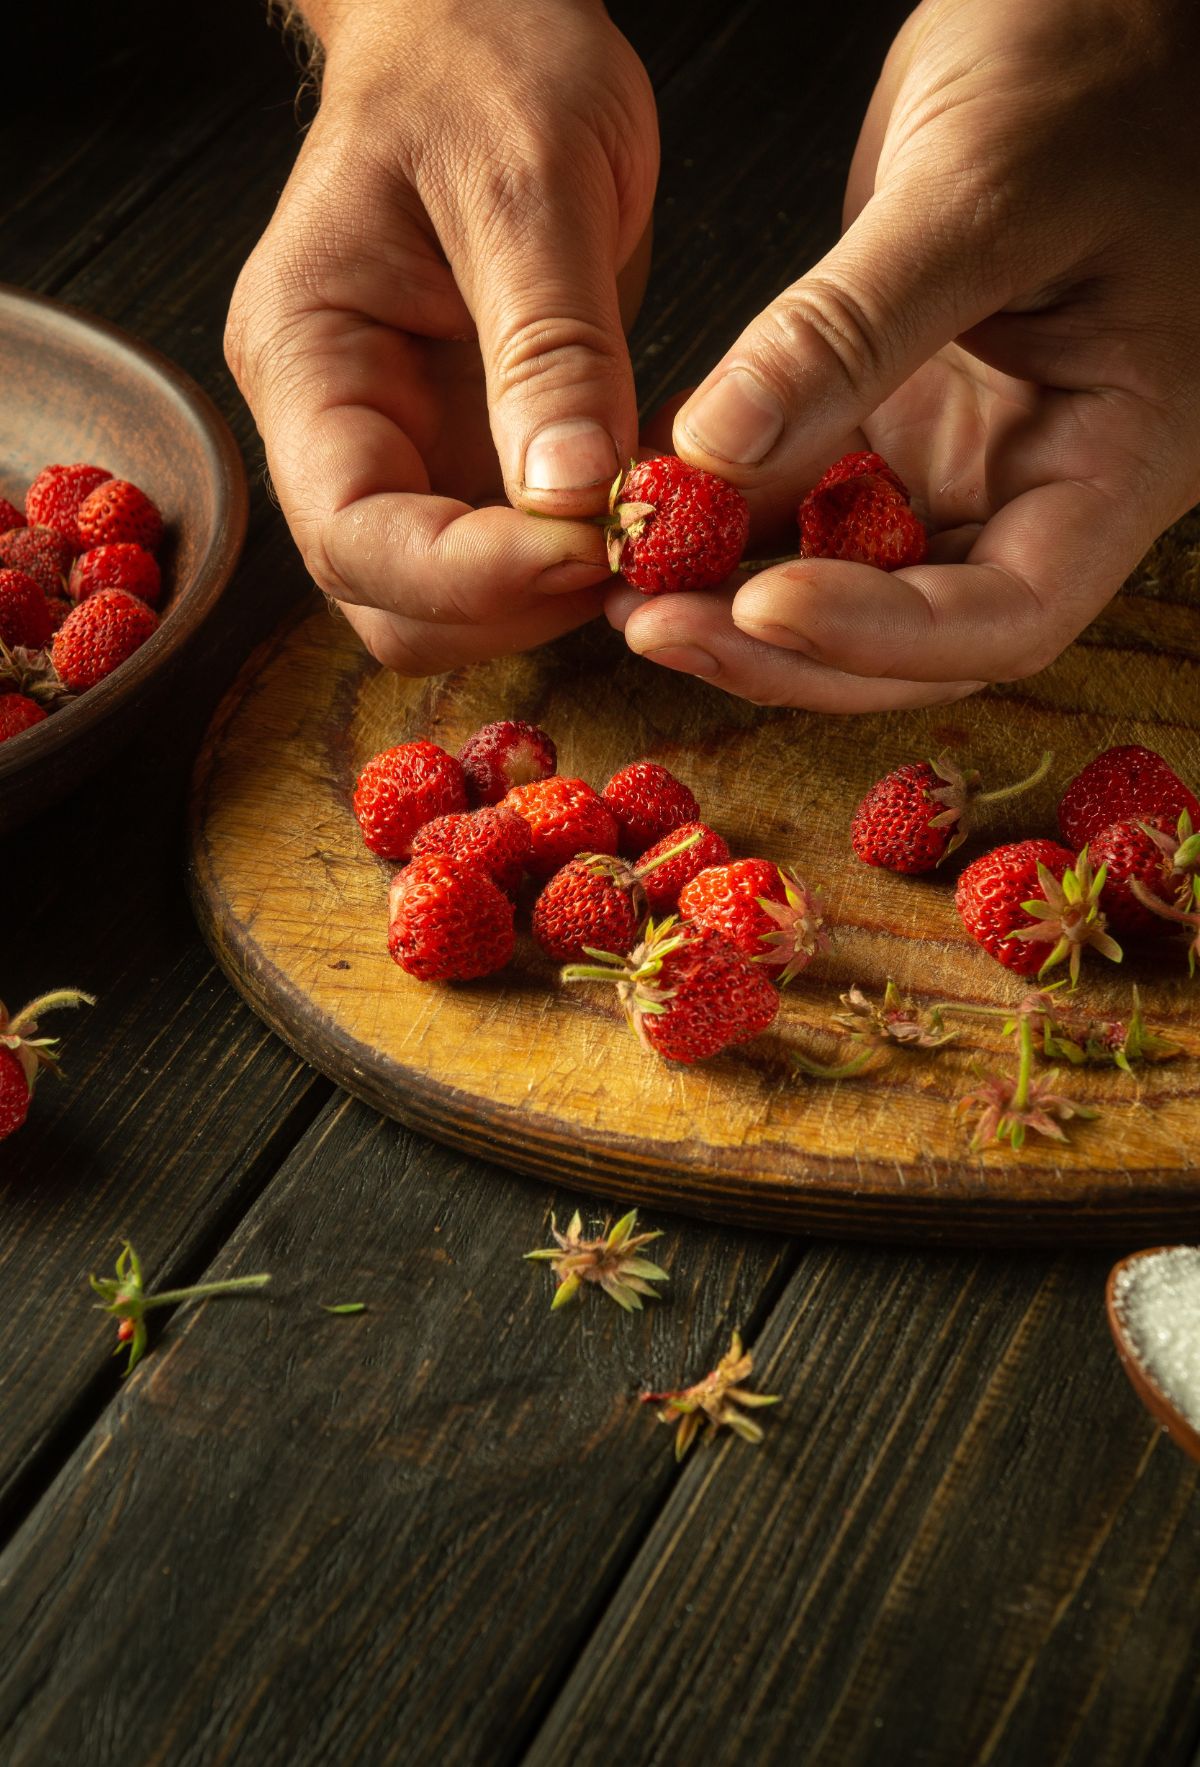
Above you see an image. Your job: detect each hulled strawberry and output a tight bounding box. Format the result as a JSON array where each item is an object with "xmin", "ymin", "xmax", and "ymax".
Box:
[
  {"xmin": 0, "ymin": 526, "xmax": 73, "ymax": 597},
  {"xmin": 0, "ymin": 498, "xmax": 25, "ymax": 532},
  {"xmin": 0, "ymin": 988, "xmax": 94, "ymax": 1140},
  {"xmin": 50, "ymin": 588, "xmax": 158, "ymax": 691},
  {"xmin": 637, "ymin": 821, "xmax": 730, "ymax": 914},
  {"xmin": 458, "ymin": 719, "xmax": 556, "ymax": 804},
  {"xmin": 606, "ymin": 456, "xmax": 749, "ymax": 594},
  {"xmin": 798, "ymin": 451, "xmax": 926, "ymax": 570},
  {"xmin": 502, "ymin": 776, "xmax": 620, "ymax": 879},
  {"xmin": 1088, "ymin": 813, "xmax": 1200, "ymax": 937},
  {"xmin": 955, "ymin": 840, "xmax": 1121, "ymax": 981},
  {"xmin": 386, "ymin": 852, "xmax": 514, "ymax": 981},
  {"xmin": 562, "ymin": 917, "xmax": 778, "ymax": 1063},
  {"xmin": 25, "ymin": 463, "xmax": 111, "ymax": 551},
  {"xmin": 68, "ymin": 543, "xmax": 161, "ymax": 606},
  {"xmin": 602, "ymin": 760, "xmax": 700, "ymax": 855},
  {"xmin": 0, "ymin": 569, "xmax": 54, "ymax": 650},
  {"xmin": 851, "ymin": 751, "xmax": 1052, "ymax": 874},
  {"xmin": 0, "ymin": 692, "xmax": 47, "ymax": 742},
  {"xmin": 410, "ymin": 805, "xmax": 532, "ymax": 894},
  {"xmin": 75, "ymin": 479, "xmax": 163, "ymax": 552},
  {"xmin": 531, "ymin": 829, "xmax": 702, "ymax": 963},
  {"xmin": 678, "ymin": 858, "xmax": 829, "ymax": 984},
  {"xmin": 353, "ymin": 739, "xmax": 468, "ymax": 860},
  {"xmin": 1058, "ymin": 744, "xmax": 1200, "ymax": 847}
]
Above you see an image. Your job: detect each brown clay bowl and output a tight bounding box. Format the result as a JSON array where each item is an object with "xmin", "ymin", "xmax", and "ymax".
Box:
[
  {"xmin": 0, "ymin": 283, "xmax": 248, "ymax": 833},
  {"xmin": 1106, "ymin": 1246, "xmax": 1200, "ymax": 1466}
]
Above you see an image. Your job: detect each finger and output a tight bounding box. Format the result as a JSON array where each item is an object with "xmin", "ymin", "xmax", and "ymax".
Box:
[
  {"xmin": 605, "ymin": 583, "xmax": 982, "ymax": 713},
  {"xmin": 440, "ymin": 143, "xmax": 654, "ymax": 519},
  {"xmin": 343, "ymin": 586, "xmax": 607, "ymax": 677}
]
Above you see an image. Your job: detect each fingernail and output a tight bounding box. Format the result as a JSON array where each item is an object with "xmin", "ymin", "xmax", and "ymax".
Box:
[
  {"xmin": 641, "ymin": 645, "xmax": 720, "ymax": 678},
  {"xmin": 523, "ymin": 419, "xmax": 617, "ymax": 492},
  {"xmin": 681, "ymin": 368, "xmax": 784, "ymax": 465}
]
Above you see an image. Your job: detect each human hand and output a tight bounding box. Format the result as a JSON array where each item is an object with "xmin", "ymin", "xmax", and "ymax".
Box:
[
  {"xmin": 225, "ymin": 0, "xmax": 658, "ymax": 674},
  {"xmin": 609, "ymin": 0, "xmax": 1200, "ymax": 711}
]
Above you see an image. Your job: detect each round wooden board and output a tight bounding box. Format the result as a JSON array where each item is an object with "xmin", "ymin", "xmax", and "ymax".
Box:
[{"xmin": 189, "ymin": 526, "xmax": 1200, "ymax": 1244}]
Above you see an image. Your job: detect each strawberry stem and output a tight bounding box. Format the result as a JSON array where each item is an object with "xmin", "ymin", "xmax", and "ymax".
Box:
[
  {"xmin": 634, "ymin": 827, "xmax": 703, "ymax": 879},
  {"xmin": 976, "ymin": 749, "xmax": 1053, "ymax": 807},
  {"xmin": 1012, "ymin": 1017, "xmax": 1034, "ymax": 1114},
  {"xmin": 142, "ymin": 1275, "xmax": 272, "ymax": 1311}
]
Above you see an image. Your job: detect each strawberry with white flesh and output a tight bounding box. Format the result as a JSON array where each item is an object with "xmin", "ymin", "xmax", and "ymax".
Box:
[
  {"xmin": 602, "ymin": 760, "xmax": 700, "ymax": 855},
  {"xmin": 0, "ymin": 989, "xmax": 95, "ymax": 1140},
  {"xmin": 678, "ymin": 858, "xmax": 829, "ymax": 984},
  {"xmin": 387, "ymin": 853, "xmax": 515, "ymax": 981},
  {"xmin": 562, "ymin": 916, "xmax": 778, "ymax": 1064},
  {"xmin": 532, "ymin": 828, "xmax": 703, "ymax": 963},
  {"xmin": 458, "ymin": 718, "xmax": 556, "ymax": 804},
  {"xmin": 851, "ymin": 751, "xmax": 1052, "ymax": 874},
  {"xmin": 605, "ymin": 456, "xmax": 749, "ymax": 595}
]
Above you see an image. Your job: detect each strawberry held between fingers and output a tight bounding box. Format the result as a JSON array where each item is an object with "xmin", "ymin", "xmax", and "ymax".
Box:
[
  {"xmin": 797, "ymin": 450, "xmax": 926, "ymax": 571},
  {"xmin": 678, "ymin": 858, "xmax": 829, "ymax": 984},
  {"xmin": 501, "ymin": 776, "xmax": 620, "ymax": 879},
  {"xmin": 458, "ymin": 719, "xmax": 556, "ymax": 804},
  {"xmin": 605, "ymin": 456, "xmax": 749, "ymax": 595},
  {"xmin": 602, "ymin": 760, "xmax": 700, "ymax": 855},
  {"xmin": 50, "ymin": 588, "xmax": 158, "ymax": 692},
  {"xmin": 25, "ymin": 463, "xmax": 112, "ymax": 552},
  {"xmin": 1057, "ymin": 744, "xmax": 1200, "ymax": 847},
  {"xmin": 386, "ymin": 852, "xmax": 515, "ymax": 982},
  {"xmin": 353, "ymin": 739, "xmax": 468, "ymax": 860}
]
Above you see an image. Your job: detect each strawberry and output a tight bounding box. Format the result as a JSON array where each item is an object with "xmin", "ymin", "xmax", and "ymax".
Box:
[
  {"xmin": 850, "ymin": 751, "xmax": 1052, "ymax": 874},
  {"xmin": 1057, "ymin": 744, "xmax": 1200, "ymax": 847},
  {"xmin": 24, "ymin": 463, "xmax": 112, "ymax": 551},
  {"xmin": 798, "ymin": 451, "xmax": 926, "ymax": 570},
  {"xmin": 0, "ymin": 988, "xmax": 94, "ymax": 1140},
  {"xmin": 0, "ymin": 569, "xmax": 54, "ymax": 650},
  {"xmin": 1089, "ymin": 812, "xmax": 1200, "ymax": 936},
  {"xmin": 0, "ymin": 692, "xmax": 48, "ymax": 742},
  {"xmin": 0, "ymin": 526, "xmax": 73, "ymax": 597},
  {"xmin": 637, "ymin": 821, "xmax": 730, "ymax": 914},
  {"xmin": 678, "ymin": 857, "xmax": 829, "ymax": 984},
  {"xmin": 49, "ymin": 588, "xmax": 158, "ymax": 692},
  {"xmin": 410, "ymin": 804, "xmax": 531, "ymax": 894},
  {"xmin": 44, "ymin": 596, "xmax": 72, "ymax": 634},
  {"xmin": 68, "ymin": 542, "xmax": 161, "ymax": 607},
  {"xmin": 386, "ymin": 852, "xmax": 515, "ymax": 981},
  {"xmin": 562, "ymin": 917, "xmax": 779, "ymax": 1063},
  {"xmin": 955, "ymin": 839, "xmax": 1121, "ymax": 981},
  {"xmin": 353, "ymin": 739, "xmax": 468, "ymax": 860},
  {"xmin": 75, "ymin": 479, "xmax": 163, "ymax": 552},
  {"xmin": 0, "ymin": 498, "xmax": 25, "ymax": 532},
  {"xmin": 605, "ymin": 456, "xmax": 749, "ymax": 594},
  {"xmin": 531, "ymin": 828, "xmax": 702, "ymax": 963},
  {"xmin": 502, "ymin": 776, "xmax": 620, "ymax": 879},
  {"xmin": 458, "ymin": 719, "xmax": 557, "ymax": 804},
  {"xmin": 602, "ymin": 760, "xmax": 700, "ymax": 855}
]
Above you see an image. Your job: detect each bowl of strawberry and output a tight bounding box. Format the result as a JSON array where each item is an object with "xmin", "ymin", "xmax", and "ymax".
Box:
[{"xmin": 0, "ymin": 284, "xmax": 248, "ymax": 832}]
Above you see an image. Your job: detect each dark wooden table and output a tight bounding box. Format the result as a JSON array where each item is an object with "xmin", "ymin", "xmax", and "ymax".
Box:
[{"xmin": 4, "ymin": 4, "xmax": 1199, "ymax": 1763}]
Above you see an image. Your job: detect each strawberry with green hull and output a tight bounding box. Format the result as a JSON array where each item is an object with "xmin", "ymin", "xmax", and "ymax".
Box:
[
  {"xmin": 0, "ymin": 525, "xmax": 73, "ymax": 597},
  {"xmin": 76, "ymin": 478, "xmax": 163, "ymax": 551},
  {"xmin": 25, "ymin": 463, "xmax": 111, "ymax": 552},
  {"xmin": 1057, "ymin": 744, "xmax": 1200, "ymax": 847},
  {"xmin": 50, "ymin": 588, "xmax": 158, "ymax": 692},
  {"xmin": 531, "ymin": 828, "xmax": 703, "ymax": 963},
  {"xmin": 798, "ymin": 450, "xmax": 926, "ymax": 570},
  {"xmin": 602, "ymin": 760, "xmax": 699, "ymax": 855},
  {"xmin": 678, "ymin": 857, "xmax": 829, "ymax": 984},
  {"xmin": 605, "ymin": 456, "xmax": 749, "ymax": 594},
  {"xmin": 562, "ymin": 916, "xmax": 778, "ymax": 1064},
  {"xmin": 0, "ymin": 568, "xmax": 54, "ymax": 650},
  {"xmin": 501, "ymin": 775, "xmax": 620, "ymax": 879},
  {"xmin": 387, "ymin": 852, "xmax": 514, "ymax": 981},
  {"xmin": 410, "ymin": 804, "xmax": 531, "ymax": 894},
  {"xmin": 458, "ymin": 718, "xmax": 556, "ymax": 804},
  {"xmin": 637, "ymin": 821, "xmax": 730, "ymax": 914},
  {"xmin": 353, "ymin": 739, "xmax": 468, "ymax": 860},
  {"xmin": 0, "ymin": 988, "xmax": 95, "ymax": 1140},
  {"xmin": 955, "ymin": 839, "xmax": 1121, "ymax": 982},
  {"xmin": 851, "ymin": 751, "xmax": 1052, "ymax": 874},
  {"xmin": 1088, "ymin": 811, "xmax": 1200, "ymax": 936}
]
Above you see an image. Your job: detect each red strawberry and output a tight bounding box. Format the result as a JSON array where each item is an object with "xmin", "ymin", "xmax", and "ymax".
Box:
[
  {"xmin": 850, "ymin": 751, "xmax": 1052, "ymax": 874},
  {"xmin": 0, "ymin": 498, "xmax": 25, "ymax": 532},
  {"xmin": 637, "ymin": 821, "xmax": 730, "ymax": 914},
  {"xmin": 0, "ymin": 692, "xmax": 48, "ymax": 742},
  {"xmin": 0, "ymin": 569, "xmax": 54, "ymax": 650},
  {"xmin": 1089, "ymin": 812, "xmax": 1200, "ymax": 936},
  {"xmin": 1058, "ymin": 744, "xmax": 1200, "ymax": 847},
  {"xmin": 955, "ymin": 840, "xmax": 1121, "ymax": 981},
  {"xmin": 68, "ymin": 543, "xmax": 161, "ymax": 607},
  {"xmin": 602, "ymin": 760, "xmax": 700, "ymax": 855},
  {"xmin": 678, "ymin": 857, "xmax": 829, "ymax": 984},
  {"xmin": 0, "ymin": 526, "xmax": 73, "ymax": 597},
  {"xmin": 502, "ymin": 776, "xmax": 620, "ymax": 879},
  {"xmin": 44, "ymin": 596, "xmax": 72, "ymax": 634},
  {"xmin": 0, "ymin": 988, "xmax": 94, "ymax": 1140},
  {"xmin": 50, "ymin": 588, "xmax": 158, "ymax": 691},
  {"xmin": 75, "ymin": 479, "xmax": 163, "ymax": 552},
  {"xmin": 798, "ymin": 451, "xmax": 926, "ymax": 570},
  {"xmin": 386, "ymin": 852, "xmax": 514, "ymax": 981},
  {"xmin": 562, "ymin": 917, "xmax": 779, "ymax": 1063},
  {"xmin": 531, "ymin": 828, "xmax": 703, "ymax": 963},
  {"xmin": 25, "ymin": 463, "xmax": 112, "ymax": 551},
  {"xmin": 458, "ymin": 719, "xmax": 556, "ymax": 804},
  {"xmin": 353, "ymin": 739, "xmax": 468, "ymax": 860},
  {"xmin": 410, "ymin": 805, "xmax": 532, "ymax": 894},
  {"xmin": 606, "ymin": 456, "xmax": 749, "ymax": 594}
]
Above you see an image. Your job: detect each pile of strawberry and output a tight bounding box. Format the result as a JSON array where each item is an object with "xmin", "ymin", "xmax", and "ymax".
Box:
[
  {"xmin": 354, "ymin": 721, "xmax": 830, "ymax": 1064},
  {"xmin": 0, "ymin": 461, "xmax": 165, "ymax": 742},
  {"xmin": 853, "ymin": 743, "xmax": 1200, "ymax": 980}
]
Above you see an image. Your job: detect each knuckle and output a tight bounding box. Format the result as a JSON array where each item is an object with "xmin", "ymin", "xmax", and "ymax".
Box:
[
  {"xmin": 765, "ymin": 276, "xmax": 890, "ymax": 401},
  {"xmin": 489, "ymin": 315, "xmax": 623, "ymax": 401}
]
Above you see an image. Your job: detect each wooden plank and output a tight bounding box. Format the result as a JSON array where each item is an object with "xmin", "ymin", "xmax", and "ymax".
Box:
[
  {"xmin": 524, "ymin": 1247, "xmax": 1200, "ymax": 1767},
  {"xmin": 0, "ymin": 1097, "xmax": 792, "ymax": 1765}
]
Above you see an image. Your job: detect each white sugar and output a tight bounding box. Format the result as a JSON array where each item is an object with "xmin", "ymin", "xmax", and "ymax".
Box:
[{"xmin": 1113, "ymin": 1247, "xmax": 1200, "ymax": 1429}]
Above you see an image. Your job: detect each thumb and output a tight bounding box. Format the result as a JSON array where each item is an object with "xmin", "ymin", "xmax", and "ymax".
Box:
[
  {"xmin": 452, "ymin": 154, "xmax": 643, "ymax": 520},
  {"xmin": 672, "ymin": 170, "xmax": 1043, "ymax": 492}
]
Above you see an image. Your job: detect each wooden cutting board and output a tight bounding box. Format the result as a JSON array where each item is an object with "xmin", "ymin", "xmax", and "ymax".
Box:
[{"xmin": 188, "ymin": 522, "xmax": 1200, "ymax": 1243}]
